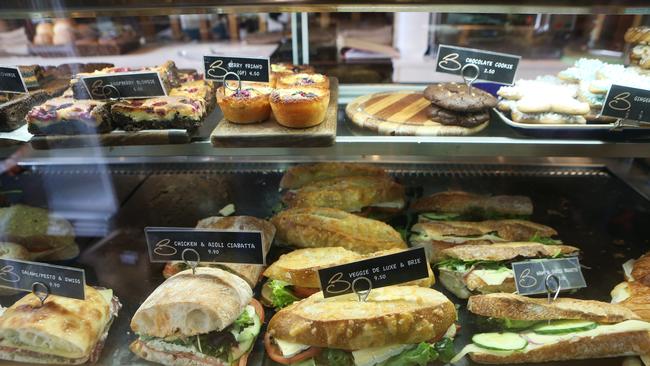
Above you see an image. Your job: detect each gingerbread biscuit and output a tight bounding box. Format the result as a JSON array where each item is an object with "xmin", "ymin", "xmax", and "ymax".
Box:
[
  {"xmin": 511, "ymin": 109, "xmax": 587, "ymax": 125},
  {"xmin": 515, "ymin": 96, "xmax": 590, "ymax": 116},
  {"xmin": 427, "ymin": 105, "xmax": 489, "ymax": 128},
  {"xmin": 424, "ymin": 82, "xmax": 497, "ymax": 112}
]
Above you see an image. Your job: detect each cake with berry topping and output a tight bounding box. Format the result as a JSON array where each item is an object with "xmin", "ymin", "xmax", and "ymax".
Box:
[
  {"xmin": 217, "ymin": 82, "xmax": 273, "ymax": 124},
  {"xmin": 270, "ymin": 88, "xmax": 330, "ymax": 128},
  {"xmin": 26, "ymin": 97, "xmax": 112, "ymax": 135},
  {"xmin": 277, "ymin": 73, "xmax": 329, "ymax": 89},
  {"xmin": 169, "ymin": 79, "xmax": 216, "ymax": 113},
  {"xmin": 270, "ymin": 63, "xmax": 315, "ymax": 87},
  {"xmin": 110, "ymin": 96, "xmax": 205, "ymax": 131}
]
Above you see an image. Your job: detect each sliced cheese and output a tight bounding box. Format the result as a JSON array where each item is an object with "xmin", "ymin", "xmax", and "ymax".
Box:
[
  {"xmin": 611, "ymin": 282, "xmax": 631, "ymax": 303},
  {"xmin": 370, "ymin": 200, "xmax": 405, "ymax": 209},
  {"xmin": 624, "ymin": 259, "xmax": 636, "ymax": 281},
  {"xmin": 275, "ymin": 339, "xmax": 310, "ymax": 358},
  {"xmin": 438, "ymin": 268, "xmax": 472, "ymax": 299},
  {"xmin": 444, "ymin": 323, "xmax": 458, "ymax": 339},
  {"xmin": 353, "ymin": 344, "xmax": 410, "ymax": 366},
  {"xmin": 98, "ymin": 289, "xmax": 113, "ymax": 306},
  {"xmin": 471, "ymin": 268, "xmax": 513, "ymax": 286}
]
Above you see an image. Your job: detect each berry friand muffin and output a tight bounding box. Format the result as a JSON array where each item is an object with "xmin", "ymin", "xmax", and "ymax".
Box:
[
  {"xmin": 270, "ymin": 63, "xmax": 315, "ymax": 87},
  {"xmin": 276, "ymin": 73, "xmax": 329, "ymax": 89},
  {"xmin": 270, "ymin": 88, "xmax": 330, "ymax": 128},
  {"xmin": 217, "ymin": 82, "xmax": 273, "ymax": 124}
]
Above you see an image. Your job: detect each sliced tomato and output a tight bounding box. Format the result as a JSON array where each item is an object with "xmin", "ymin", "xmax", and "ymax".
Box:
[
  {"xmin": 264, "ymin": 331, "xmax": 321, "ymax": 365},
  {"xmin": 292, "ymin": 286, "xmax": 319, "ymax": 298},
  {"xmin": 250, "ymin": 298, "xmax": 265, "ymax": 324},
  {"xmin": 238, "ymin": 352, "xmax": 249, "ymax": 366}
]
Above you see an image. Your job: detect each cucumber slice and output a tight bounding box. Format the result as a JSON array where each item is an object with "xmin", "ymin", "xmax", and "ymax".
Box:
[
  {"xmin": 472, "ymin": 333, "xmax": 528, "ymax": 351},
  {"xmin": 532, "ymin": 320, "xmax": 597, "ymax": 335}
]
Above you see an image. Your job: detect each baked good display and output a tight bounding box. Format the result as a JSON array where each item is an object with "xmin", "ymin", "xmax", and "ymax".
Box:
[
  {"xmin": 169, "ymin": 79, "xmax": 216, "ymax": 113},
  {"xmin": 269, "ymin": 87, "xmax": 330, "ymax": 128},
  {"xmin": 110, "ymin": 95, "xmax": 205, "ymax": 131},
  {"xmin": 0, "ymin": 285, "xmax": 121, "ymax": 364},
  {"xmin": 276, "ymin": 73, "xmax": 329, "ymax": 89},
  {"xmin": 26, "ymin": 96, "xmax": 112, "ymax": 135},
  {"xmin": 33, "ymin": 22, "xmax": 54, "ymax": 45},
  {"xmin": 279, "ymin": 162, "xmax": 389, "ymax": 190},
  {"xmin": 130, "ymin": 267, "xmax": 264, "ymax": 366},
  {"xmin": 626, "ymin": 26, "xmax": 650, "ymax": 69},
  {"xmin": 423, "ymin": 82, "xmax": 496, "ymax": 129},
  {"xmin": 217, "ymin": 82, "xmax": 273, "ymax": 124}
]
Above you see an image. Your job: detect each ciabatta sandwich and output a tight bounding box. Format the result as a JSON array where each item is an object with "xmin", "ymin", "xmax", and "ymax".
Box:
[
  {"xmin": 0, "ymin": 285, "xmax": 120, "ymax": 364},
  {"xmin": 270, "ymin": 207, "xmax": 407, "ymax": 254},
  {"xmin": 279, "ymin": 162, "xmax": 389, "ymax": 190},
  {"xmin": 162, "ymin": 215, "xmax": 274, "ymax": 287},
  {"xmin": 411, "ymin": 191, "xmax": 533, "ymax": 221},
  {"xmin": 436, "ymin": 242, "xmax": 579, "ymax": 299},
  {"xmin": 611, "ymin": 252, "xmax": 650, "ymax": 321},
  {"xmin": 452, "ymin": 293, "xmax": 650, "ymax": 364},
  {"xmin": 410, "ymin": 219, "xmax": 559, "ymax": 261},
  {"xmin": 622, "ymin": 252, "xmax": 650, "ymax": 285},
  {"xmin": 130, "ymin": 267, "xmax": 264, "ymax": 366},
  {"xmin": 281, "ymin": 175, "xmax": 405, "ymax": 215},
  {"xmin": 261, "ymin": 247, "xmax": 435, "ymax": 309},
  {"xmin": 265, "ymin": 286, "xmax": 457, "ymax": 366}
]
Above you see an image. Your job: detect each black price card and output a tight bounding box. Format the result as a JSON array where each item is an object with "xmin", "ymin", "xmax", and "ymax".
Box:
[
  {"xmin": 0, "ymin": 66, "xmax": 27, "ymax": 94},
  {"xmin": 81, "ymin": 72, "xmax": 166, "ymax": 100},
  {"xmin": 318, "ymin": 247, "xmax": 429, "ymax": 298},
  {"xmin": 601, "ymin": 84, "xmax": 650, "ymax": 123},
  {"xmin": 145, "ymin": 227, "xmax": 265, "ymax": 265},
  {"xmin": 512, "ymin": 257, "xmax": 586, "ymax": 296},
  {"xmin": 203, "ymin": 56, "xmax": 270, "ymax": 83},
  {"xmin": 435, "ymin": 45, "xmax": 520, "ymax": 85},
  {"xmin": 0, "ymin": 259, "xmax": 85, "ymax": 300}
]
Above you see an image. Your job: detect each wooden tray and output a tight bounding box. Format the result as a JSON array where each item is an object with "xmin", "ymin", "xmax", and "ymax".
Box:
[
  {"xmin": 345, "ymin": 91, "xmax": 488, "ymax": 136},
  {"xmin": 30, "ymin": 106, "xmax": 219, "ymax": 150},
  {"xmin": 210, "ymin": 78, "xmax": 338, "ymax": 147}
]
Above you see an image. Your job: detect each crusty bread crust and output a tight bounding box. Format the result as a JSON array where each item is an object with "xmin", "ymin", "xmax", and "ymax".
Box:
[
  {"xmin": 282, "ymin": 176, "xmax": 405, "ymax": 213},
  {"xmin": 632, "ymin": 252, "xmax": 650, "ymax": 286},
  {"xmin": 271, "ymin": 207, "xmax": 407, "ymax": 254},
  {"xmin": 279, "ymin": 163, "xmax": 389, "ymax": 190},
  {"xmin": 441, "ymin": 242, "xmax": 579, "ymax": 262},
  {"xmin": 268, "ymin": 286, "xmax": 456, "ymax": 350},
  {"xmin": 468, "ymin": 293, "xmax": 640, "ymax": 323},
  {"xmin": 130, "ymin": 339, "xmax": 227, "ymax": 366},
  {"xmin": 618, "ymin": 281, "xmax": 650, "ymax": 321},
  {"xmin": 410, "ymin": 191, "xmax": 533, "ymax": 216},
  {"xmin": 469, "ymin": 330, "xmax": 650, "ymax": 364}
]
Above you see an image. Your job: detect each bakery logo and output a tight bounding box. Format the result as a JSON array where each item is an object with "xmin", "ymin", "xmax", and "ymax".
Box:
[
  {"xmin": 318, "ymin": 247, "xmax": 429, "ymax": 298},
  {"xmin": 0, "ymin": 258, "xmax": 85, "ymax": 300},
  {"xmin": 512, "ymin": 257, "xmax": 586, "ymax": 296},
  {"xmin": 145, "ymin": 227, "xmax": 266, "ymax": 265},
  {"xmin": 435, "ymin": 45, "xmax": 521, "ymax": 85},
  {"xmin": 0, "ymin": 66, "xmax": 28, "ymax": 94},
  {"xmin": 81, "ymin": 71, "xmax": 166, "ymax": 100},
  {"xmin": 203, "ymin": 55, "xmax": 270, "ymax": 83},
  {"xmin": 601, "ymin": 84, "xmax": 650, "ymax": 124}
]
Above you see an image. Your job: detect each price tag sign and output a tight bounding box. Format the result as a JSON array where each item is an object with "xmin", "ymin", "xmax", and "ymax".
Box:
[
  {"xmin": 203, "ymin": 56, "xmax": 270, "ymax": 82},
  {"xmin": 512, "ymin": 257, "xmax": 586, "ymax": 296},
  {"xmin": 0, "ymin": 259, "xmax": 85, "ymax": 300},
  {"xmin": 0, "ymin": 66, "xmax": 27, "ymax": 94},
  {"xmin": 145, "ymin": 227, "xmax": 265, "ymax": 265},
  {"xmin": 318, "ymin": 247, "xmax": 429, "ymax": 298},
  {"xmin": 601, "ymin": 84, "xmax": 650, "ymax": 123},
  {"xmin": 435, "ymin": 45, "xmax": 520, "ymax": 85},
  {"xmin": 81, "ymin": 72, "xmax": 166, "ymax": 100}
]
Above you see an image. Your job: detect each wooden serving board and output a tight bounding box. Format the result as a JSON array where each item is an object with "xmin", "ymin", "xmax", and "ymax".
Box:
[
  {"xmin": 345, "ymin": 91, "xmax": 488, "ymax": 136},
  {"xmin": 30, "ymin": 106, "xmax": 219, "ymax": 150},
  {"xmin": 210, "ymin": 78, "xmax": 338, "ymax": 147}
]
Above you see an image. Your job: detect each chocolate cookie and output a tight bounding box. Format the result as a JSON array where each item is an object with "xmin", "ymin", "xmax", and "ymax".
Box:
[
  {"xmin": 424, "ymin": 82, "xmax": 497, "ymax": 112},
  {"xmin": 427, "ymin": 105, "xmax": 490, "ymax": 128}
]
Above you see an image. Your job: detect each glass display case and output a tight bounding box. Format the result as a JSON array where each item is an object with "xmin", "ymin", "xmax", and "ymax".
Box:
[{"xmin": 0, "ymin": 1, "xmax": 649, "ymax": 366}]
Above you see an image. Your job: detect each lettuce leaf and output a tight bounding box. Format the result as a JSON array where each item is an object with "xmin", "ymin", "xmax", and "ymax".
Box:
[
  {"xmin": 269, "ymin": 280, "xmax": 299, "ymax": 310},
  {"xmin": 377, "ymin": 342, "xmax": 439, "ymax": 366},
  {"xmin": 232, "ymin": 308, "xmax": 254, "ymax": 333},
  {"xmin": 434, "ymin": 337, "xmax": 456, "ymax": 363},
  {"xmin": 529, "ymin": 233, "xmax": 562, "ymax": 245},
  {"xmin": 315, "ymin": 349, "xmax": 354, "ymax": 366}
]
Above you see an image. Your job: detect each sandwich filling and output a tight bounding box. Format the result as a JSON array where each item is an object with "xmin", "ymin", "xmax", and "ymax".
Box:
[
  {"xmin": 419, "ymin": 210, "xmax": 529, "ymax": 222},
  {"xmin": 262, "ymin": 280, "xmax": 318, "ymax": 310},
  {"xmin": 266, "ymin": 325, "xmax": 457, "ymax": 366},
  {"xmin": 451, "ymin": 318, "xmax": 650, "ymax": 363},
  {"xmin": 135, "ymin": 303, "xmax": 262, "ymax": 364}
]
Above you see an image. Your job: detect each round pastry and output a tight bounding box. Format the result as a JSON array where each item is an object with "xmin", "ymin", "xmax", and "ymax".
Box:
[
  {"xmin": 424, "ymin": 82, "xmax": 497, "ymax": 112},
  {"xmin": 52, "ymin": 19, "xmax": 76, "ymax": 45},
  {"xmin": 270, "ymin": 88, "xmax": 330, "ymax": 128},
  {"xmin": 33, "ymin": 22, "xmax": 53, "ymax": 45},
  {"xmin": 276, "ymin": 73, "xmax": 329, "ymax": 89},
  {"xmin": 270, "ymin": 63, "xmax": 315, "ymax": 87},
  {"xmin": 217, "ymin": 82, "xmax": 273, "ymax": 124},
  {"xmin": 625, "ymin": 26, "xmax": 650, "ymax": 45}
]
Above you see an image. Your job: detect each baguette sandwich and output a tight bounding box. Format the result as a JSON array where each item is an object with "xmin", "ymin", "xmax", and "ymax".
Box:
[
  {"xmin": 162, "ymin": 215, "xmax": 274, "ymax": 287},
  {"xmin": 265, "ymin": 286, "xmax": 458, "ymax": 366},
  {"xmin": 0, "ymin": 285, "xmax": 121, "ymax": 364},
  {"xmin": 261, "ymin": 247, "xmax": 436, "ymax": 309},
  {"xmin": 436, "ymin": 242, "xmax": 579, "ymax": 299},
  {"xmin": 611, "ymin": 252, "xmax": 650, "ymax": 321},
  {"xmin": 411, "ymin": 191, "xmax": 533, "ymax": 221},
  {"xmin": 130, "ymin": 267, "xmax": 264, "ymax": 366},
  {"xmin": 281, "ymin": 175, "xmax": 406, "ymax": 215},
  {"xmin": 279, "ymin": 162, "xmax": 389, "ymax": 190},
  {"xmin": 451, "ymin": 293, "xmax": 650, "ymax": 364},
  {"xmin": 410, "ymin": 219, "xmax": 559, "ymax": 261},
  {"xmin": 270, "ymin": 207, "xmax": 407, "ymax": 254}
]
